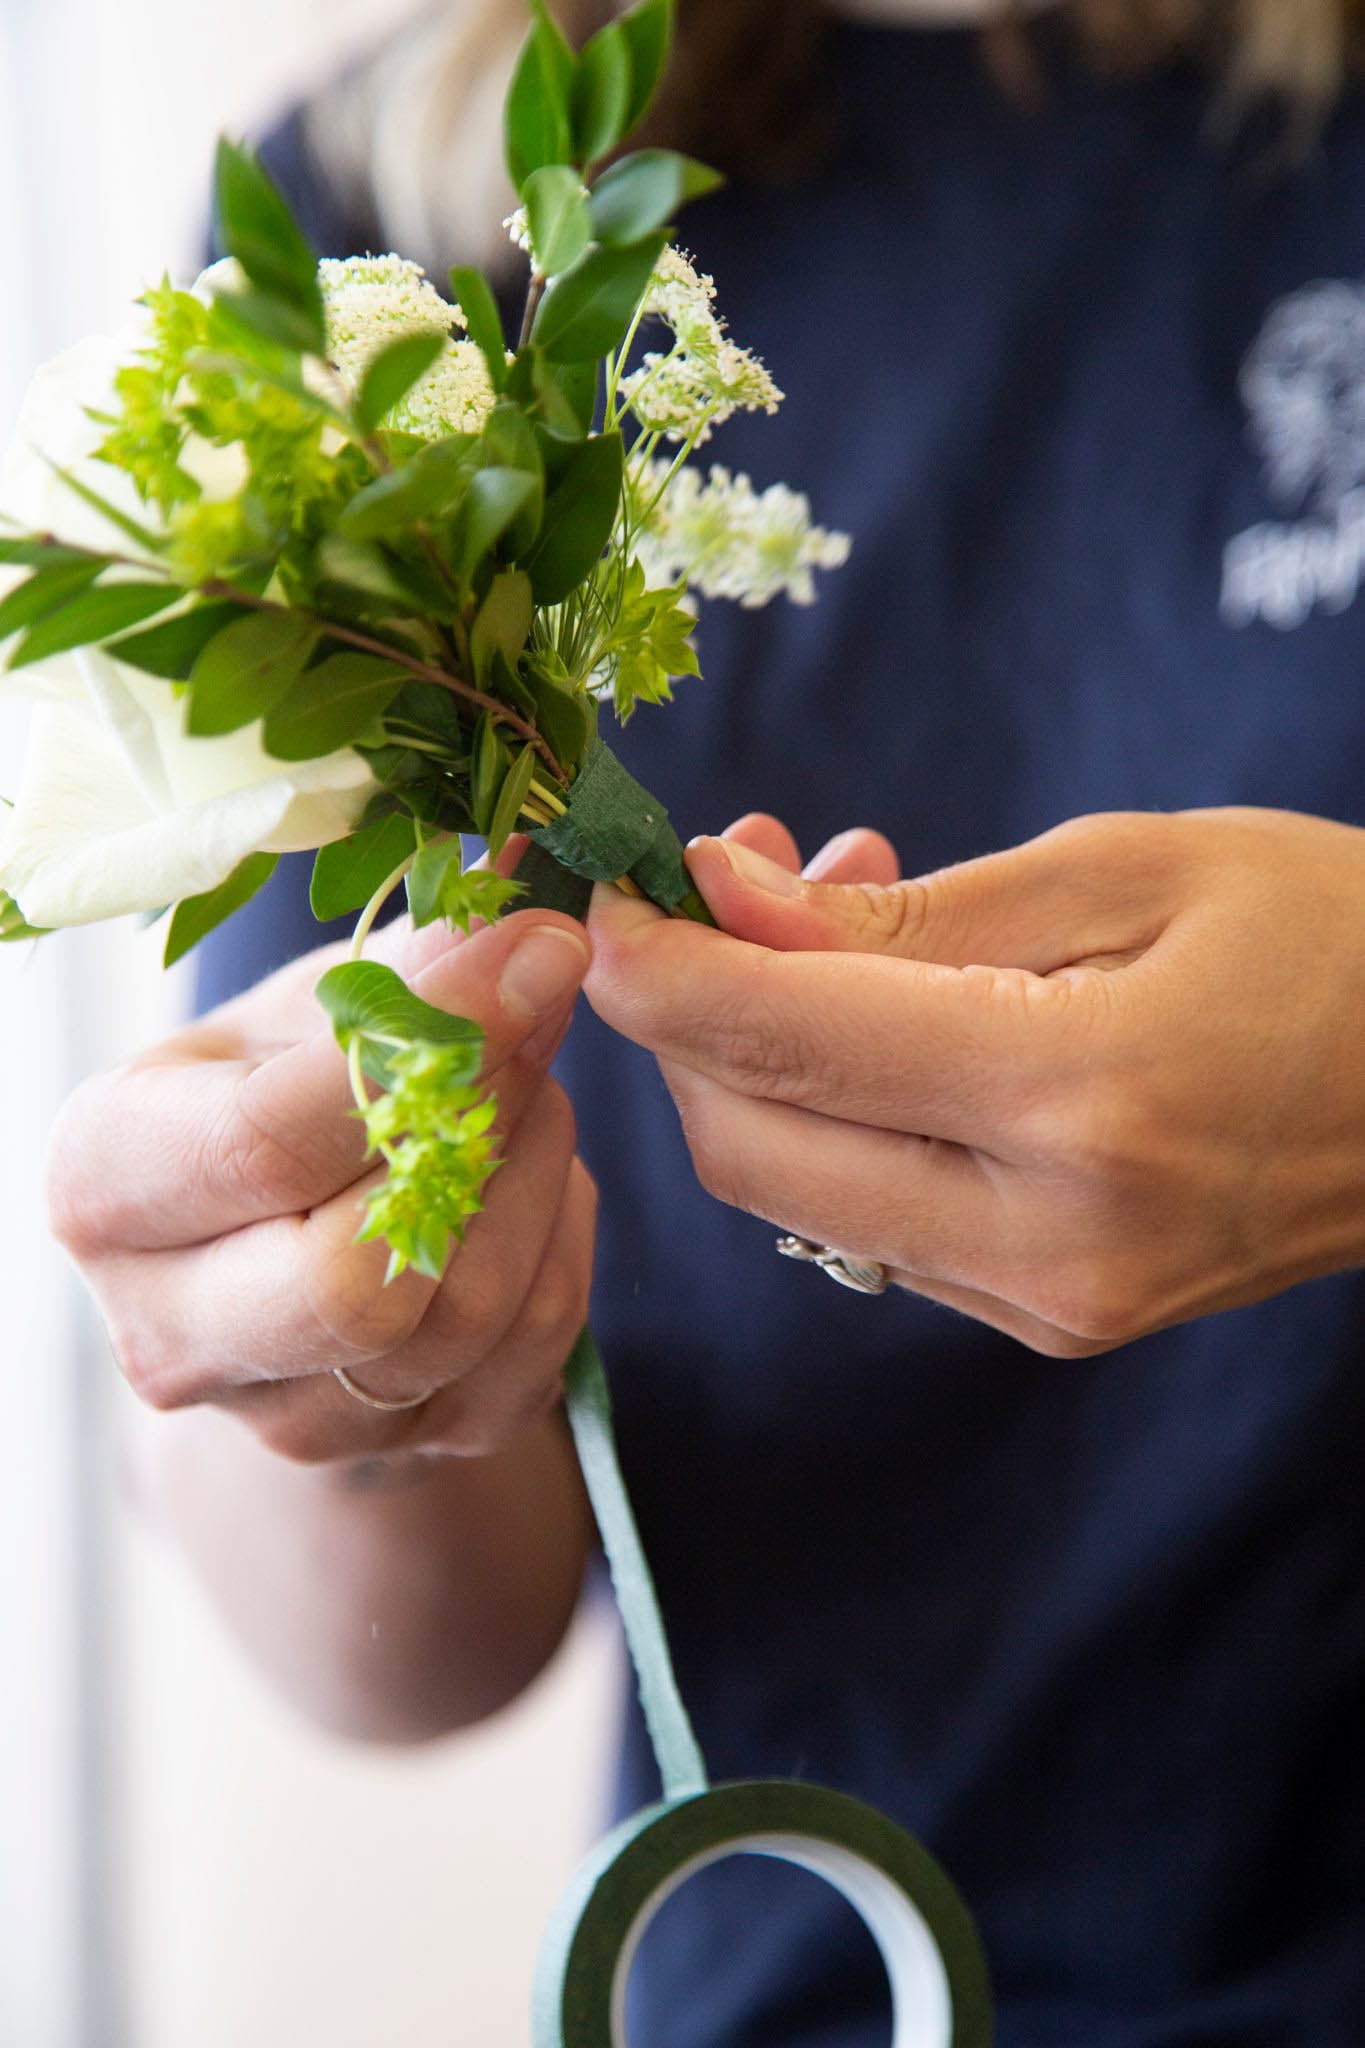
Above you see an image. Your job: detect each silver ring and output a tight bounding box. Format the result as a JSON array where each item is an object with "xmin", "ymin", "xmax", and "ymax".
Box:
[
  {"xmin": 776, "ymin": 1235, "xmax": 889, "ymax": 1296},
  {"xmin": 332, "ymin": 1365, "xmax": 431, "ymax": 1412}
]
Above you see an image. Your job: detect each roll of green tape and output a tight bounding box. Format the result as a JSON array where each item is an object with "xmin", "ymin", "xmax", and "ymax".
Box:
[
  {"xmin": 533, "ymin": 1778, "xmax": 993, "ymax": 2046},
  {"xmin": 553, "ymin": 1331, "xmax": 996, "ymax": 2045}
]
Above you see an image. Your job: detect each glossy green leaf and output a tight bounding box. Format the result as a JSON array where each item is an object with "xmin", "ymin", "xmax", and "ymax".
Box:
[
  {"xmin": 533, "ymin": 233, "xmax": 667, "ymax": 363},
  {"xmin": 524, "ymin": 165, "xmax": 592, "ymax": 278},
  {"xmin": 587, "ymin": 149, "xmax": 722, "ymax": 246},
  {"xmin": 310, "ymin": 810, "xmax": 418, "ymax": 921},
  {"xmin": 315, "ymin": 958, "xmax": 485, "ymax": 1088},
  {"xmin": 107, "ymin": 600, "xmax": 249, "ymax": 680},
  {"xmin": 485, "ymin": 743, "xmax": 539, "ymax": 858},
  {"xmin": 354, "ymin": 331, "xmax": 447, "ymax": 433},
  {"xmin": 315, "ymin": 535, "xmax": 442, "ymax": 616},
  {"xmin": 525, "ymin": 430, "xmax": 623, "ymax": 604},
  {"xmin": 213, "ymin": 139, "xmax": 325, "ymax": 352},
  {"xmin": 450, "ymin": 266, "xmax": 507, "ymax": 391},
  {"xmin": 481, "ymin": 401, "xmax": 545, "ymax": 554},
  {"xmin": 524, "ymin": 662, "xmax": 593, "ymax": 770},
  {"xmin": 263, "ymin": 651, "xmax": 408, "ymax": 760},
  {"xmin": 0, "ymin": 535, "xmax": 107, "ymax": 570},
  {"xmin": 470, "ymin": 712, "xmax": 511, "ymax": 837},
  {"xmin": 504, "ymin": 4, "xmax": 575, "ymax": 189},
  {"xmin": 0, "ymin": 558, "xmax": 105, "ymax": 642},
  {"xmin": 186, "ymin": 610, "xmax": 319, "ymax": 736},
  {"xmin": 457, "ymin": 468, "xmax": 539, "ymax": 581},
  {"xmin": 572, "ymin": 21, "xmax": 632, "ymax": 164},
  {"xmin": 164, "ymin": 852, "xmax": 278, "ymax": 968},
  {"xmin": 211, "ymin": 286, "xmax": 321, "ymax": 357},
  {"xmin": 337, "ymin": 437, "xmax": 476, "ymax": 541},
  {"xmin": 9, "ymin": 581, "xmax": 182, "ymax": 670},
  {"xmin": 471, "ymin": 570, "xmax": 534, "ymax": 688},
  {"xmin": 618, "ymin": 0, "xmax": 675, "ymax": 133}
]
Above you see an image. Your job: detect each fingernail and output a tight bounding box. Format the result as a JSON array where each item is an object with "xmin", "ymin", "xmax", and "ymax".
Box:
[
  {"xmin": 720, "ymin": 841, "xmax": 803, "ymax": 897},
  {"xmin": 500, "ymin": 926, "xmax": 590, "ymax": 1019},
  {"xmin": 802, "ymin": 830, "xmax": 859, "ymax": 880}
]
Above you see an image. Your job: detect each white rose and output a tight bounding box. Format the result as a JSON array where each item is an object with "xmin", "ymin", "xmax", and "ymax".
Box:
[{"xmin": 1, "ymin": 309, "xmax": 376, "ymax": 926}]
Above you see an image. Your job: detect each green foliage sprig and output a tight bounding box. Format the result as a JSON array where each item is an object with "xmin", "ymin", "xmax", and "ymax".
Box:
[{"xmin": 0, "ymin": 0, "xmax": 850, "ymax": 1277}]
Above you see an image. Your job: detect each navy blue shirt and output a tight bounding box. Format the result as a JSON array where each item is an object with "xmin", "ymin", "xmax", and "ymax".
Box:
[{"xmin": 202, "ymin": 25, "xmax": 1365, "ymax": 2044}]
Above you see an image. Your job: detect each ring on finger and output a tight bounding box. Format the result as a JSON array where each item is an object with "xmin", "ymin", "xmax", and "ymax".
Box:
[{"xmin": 332, "ymin": 1365, "xmax": 431, "ymax": 1412}]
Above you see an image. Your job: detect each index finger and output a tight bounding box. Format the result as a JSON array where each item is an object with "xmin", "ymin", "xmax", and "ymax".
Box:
[
  {"xmin": 51, "ymin": 909, "xmax": 590, "ymax": 1255},
  {"xmin": 584, "ymin": 884, "xmax": 1091, "ymax": 1152}
]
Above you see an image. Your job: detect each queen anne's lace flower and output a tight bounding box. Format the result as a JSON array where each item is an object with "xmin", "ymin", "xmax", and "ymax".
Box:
[
  {"xmin": 633, "ymin": 460, "xmax": 851, "ymax": 608},
  {"xmin": 621, "ymin": 246, "xmax": 783, "ymax": 444},
  {"xmin": 318, "ymin": 254, "xmax": 494, "ymax": 438},
  {"xmin": 641, "ymin": 246, "xmax": 721, "ymax": 348}
]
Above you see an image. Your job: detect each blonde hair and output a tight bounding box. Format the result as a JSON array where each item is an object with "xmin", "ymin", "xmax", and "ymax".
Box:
[{"xmin": 302, "ymin": 0, "xmax": 1364, "ymax": 271}]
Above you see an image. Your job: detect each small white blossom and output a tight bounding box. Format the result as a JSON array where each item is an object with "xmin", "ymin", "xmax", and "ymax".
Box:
[
  {"xmin": 633, "ymin": 459, "xmax": 850, "ymax": 608},
  {"xmin": 642, "ymin": 246, "xmax": 721, "ymax": 348},
  {"xmin": 504, "ymin": 207, "xmax": 532, "ymax": 255},
  {"xmin": 317, "ymin": 255, "xmax": 493, "ymax": 438}
]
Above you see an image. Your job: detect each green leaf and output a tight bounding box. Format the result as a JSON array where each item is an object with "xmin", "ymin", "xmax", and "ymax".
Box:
[
  {"xmin": 587, "ymin": 149, "xmax": 722, "ymax": 246},
  {"xmin": 456, "ymin": 468, "xmax": 539, "ymax": 581},
  {"xmin": 0, "ymin": 534, "xmax": 107, "ymax": 570},
  {"xmin": 310, "ymin": 810, "xmax": 418, "ymax": 921},
  {"xmin": 470, "ymin": 712, "xmax": 511, "ymax": 837},
  {"xmin": 212, "ymin": 287, "xmax": 321, "ymax": 357},
  {"xmin": 532, "ymin": 233, "xmax": 667, "ymax": 363},
  {"xmin": 524, "ymin": 659, "xmax": 594, "ymax": 769},
  {"xmin": 537, "ymin": 355, "xmax": 598, "ymax": 440},
  {"xmin": 0, "ymin": 888, "xmax": 49, "ymax": 942},
  {"xmin": 354, "ymin": 331, "xmax": 447, "ymax": 434},
  {"xmin": 9, "ymin": 582, "xmax": 182, "ymax": 670},
  {"xmin": 524, "ymin": 165, "xmax": 592, "ymax": 278},
  {"xmin": 164, "ymin": 852, "xmax": 278, "ymax": 968},
  {"xmin": 485, "ymin": 743, "xmax": 539, "ymax": 858},
  {"xmin": 0, "ymin": 558, "xmax": 106, "ymax": 641},
  {"xmin": 480, "ymin": 401, "xmax": 544, "ymax": 555},
  {"xmin": 107, "ymin": 600, "xmax": 250, "ymax": 680},
  {"xmin": 48, "ymin": 464, "xmax": 166, "ymax": 554},
  {"xmin": 504, "ymin": 4, "xmax": 575, "ymax": 190},
  {"xmin": 450, "ymin": 266, "xmax": 507, "ymax": 392},
  {"xmin": 572, "ymin": 21, "xmax": 632, "ymax": 164},
  {"xmin": 314, "ymin": 959, "xmax": 485, "ymax": 1089},
  {"xmin": 618, "ymin": 0, "xmax": 675, "ymax": 134},
  {"xmin": 525, "ymin": 430, "xmax": 624, "ymax": 605},
  {"xmin": 471, "ymin": 570, "xmax": 534, "ymax": 688},
  {"xmin": 407, "ymin": 838, "xmax": 526, "ymax": 932},
  {"xmin": 263, "ymin": 651, "xmax": 408, "ymax": 761},
  {"xmin": 314, "ymin": 535, "xmax": 443, "ymax": 616},
  {"xmin": 213, "ymin": 138, "xmax": 325, "ymax": 352},
  {"xmin": 186, "ymin": 609, "xmax": 319, "ymax": 736},
  {"xmin": 337, "ymin": 437, "xmax": 476, "ymax": 541}
]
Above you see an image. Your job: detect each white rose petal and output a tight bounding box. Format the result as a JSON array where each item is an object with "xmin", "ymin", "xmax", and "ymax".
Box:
[
  {"xmin": 0, "ymin": 329, "xmax": 157, "ymax": 562},
  {"xmin": 0, "ymin": 647, "xmax": 375, "ymax": 926}
]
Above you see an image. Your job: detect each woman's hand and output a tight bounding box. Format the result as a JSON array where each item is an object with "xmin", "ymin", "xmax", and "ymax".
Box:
[
  {"xmin": 49, "ymin": 902, "xmax": 598, "ymax": 1463},
  {"xmin": 586, "ymin": 806, "xmax": 1365, "ymax": 1357}
]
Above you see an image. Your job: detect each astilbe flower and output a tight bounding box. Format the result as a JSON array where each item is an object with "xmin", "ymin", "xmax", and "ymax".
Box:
[
  {"xmin": 633, "ymin": 459, "xmax": 851, "ymax": 608},
  {"xmin": 318, "ymin": 254, "xmax": 496, "ymax": 439}
]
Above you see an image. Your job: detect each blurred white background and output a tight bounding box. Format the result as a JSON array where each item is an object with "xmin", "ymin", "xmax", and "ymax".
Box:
[{"xmin": 0, "ymin": 3, "xmax": 616, "ymax": 2043}]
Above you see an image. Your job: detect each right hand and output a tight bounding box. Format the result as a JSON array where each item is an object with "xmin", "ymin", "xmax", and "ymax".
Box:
[{"xmin": 48, "ymin": 903, "xmax": 597, "ymax": 1465}]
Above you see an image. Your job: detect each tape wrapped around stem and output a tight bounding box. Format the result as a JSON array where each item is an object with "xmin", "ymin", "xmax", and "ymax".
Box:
[
  {"xmin": 551, "ymin": 1329, "xmax": 996, "ymax": 2045},
  {"xmin": 524, "ymin": 740, "xmax": 713, "ymax": 921}
]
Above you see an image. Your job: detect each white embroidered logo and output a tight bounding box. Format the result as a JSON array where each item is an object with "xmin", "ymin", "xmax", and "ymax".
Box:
[{"xmin": 1222, "ymin": 279, "xmax": 1365, "ymax": 629}]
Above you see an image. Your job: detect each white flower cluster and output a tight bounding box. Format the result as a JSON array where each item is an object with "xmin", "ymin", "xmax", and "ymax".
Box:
[
  {"xmin": 619, "ymin": 247, "xmax": 782, "ymax": 445},
  {"xmin": 318, "ymin": 254, "xmax": 495, "ymax": 439},
  {"xmin": 633, "ymin": 459, "xmax": 851, "ymax": 608}
]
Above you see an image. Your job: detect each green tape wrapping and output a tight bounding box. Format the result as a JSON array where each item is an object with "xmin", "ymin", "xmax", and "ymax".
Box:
[
  {"xmin": 511, "ymin": 839, "xmax": 594, "ymax": 922},
  {"xmin": 526, "ymin": 739, "xmax": 693, "ymax": 910},
  {"xmin": 532, "ymin": 1780, "xmax": 995, "ymax": 2047},
  {"xmin": 553, "ymin": 1330, "xmax": 998, "ymax": 2044}
]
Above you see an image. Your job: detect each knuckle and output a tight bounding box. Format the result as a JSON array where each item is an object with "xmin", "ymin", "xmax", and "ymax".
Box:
[
  {"xmin": 1032, "ymin": 1259, "xmax": 1148, "ymax": 1348},
  {"xmin": 106, "ymin": 1316, "xmax": 192, "ymax": 1412},
  {"xmin": 845, "ymin": 877, "xmax": 932, "ymax": 954},
  {"xmin": 253, "ymin": 1404, "xmax": 349, "ymax": 1467},
  {"xmin": 212, "ymin": 1082, "xmax": 321, "ymax": 1216},
  {"xmin": 305, "ymin": 1239, "xmax": 428, "ymax": 1361},
  {"xmin": 45, "ymin": 1076, "xmax": 116, "ymax": 1253}
]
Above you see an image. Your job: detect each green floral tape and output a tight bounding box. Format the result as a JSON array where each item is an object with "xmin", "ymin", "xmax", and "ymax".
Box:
[
  {"xmin": 526, "ymin": 739, "xmax": 693, "ymax": 910},
  {"xmin": 554, "ymin": 1333, "xmax": 997, "ymax": 2044},
  {"xmin": 532, "ymin": 1780, "xmax": 994, "ymax": 2046}
]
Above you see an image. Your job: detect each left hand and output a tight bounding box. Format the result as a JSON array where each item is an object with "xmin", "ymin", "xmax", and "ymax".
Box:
[{"xmin": 585, "ymin": 806, "xmax": 1365, "ymax": 1356}]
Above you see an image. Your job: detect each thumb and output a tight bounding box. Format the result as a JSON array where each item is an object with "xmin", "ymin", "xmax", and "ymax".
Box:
[{"xmin": 685, "ymin": 813, "xmax": 1186, "ymax": 973}]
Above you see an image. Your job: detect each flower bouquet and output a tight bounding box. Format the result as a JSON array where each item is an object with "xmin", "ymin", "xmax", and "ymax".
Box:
[{"xmin": 1, "ymin": 2, "xmax": 994, "ymax": 2037}]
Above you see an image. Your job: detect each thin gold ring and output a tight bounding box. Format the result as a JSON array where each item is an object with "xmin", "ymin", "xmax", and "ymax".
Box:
[{"xmin": 331, "ymin": 1365, "xmax": 431, "ymax": 1413}]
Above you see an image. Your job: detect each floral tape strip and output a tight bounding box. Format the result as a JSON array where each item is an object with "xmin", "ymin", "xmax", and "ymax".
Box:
[
  {"xmin": 526, "ymin": 738, "xmax": 695, "ymax": 910},
  {"xmin": 552, "ymin": 1332, "xmax": 997, "ymax": 2046}
]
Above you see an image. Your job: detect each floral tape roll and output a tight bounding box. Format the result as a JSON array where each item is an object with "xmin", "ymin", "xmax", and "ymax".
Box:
[{"xmin": 532, "ymin": 1778, "xmax": 994, "ymax": 2047}]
